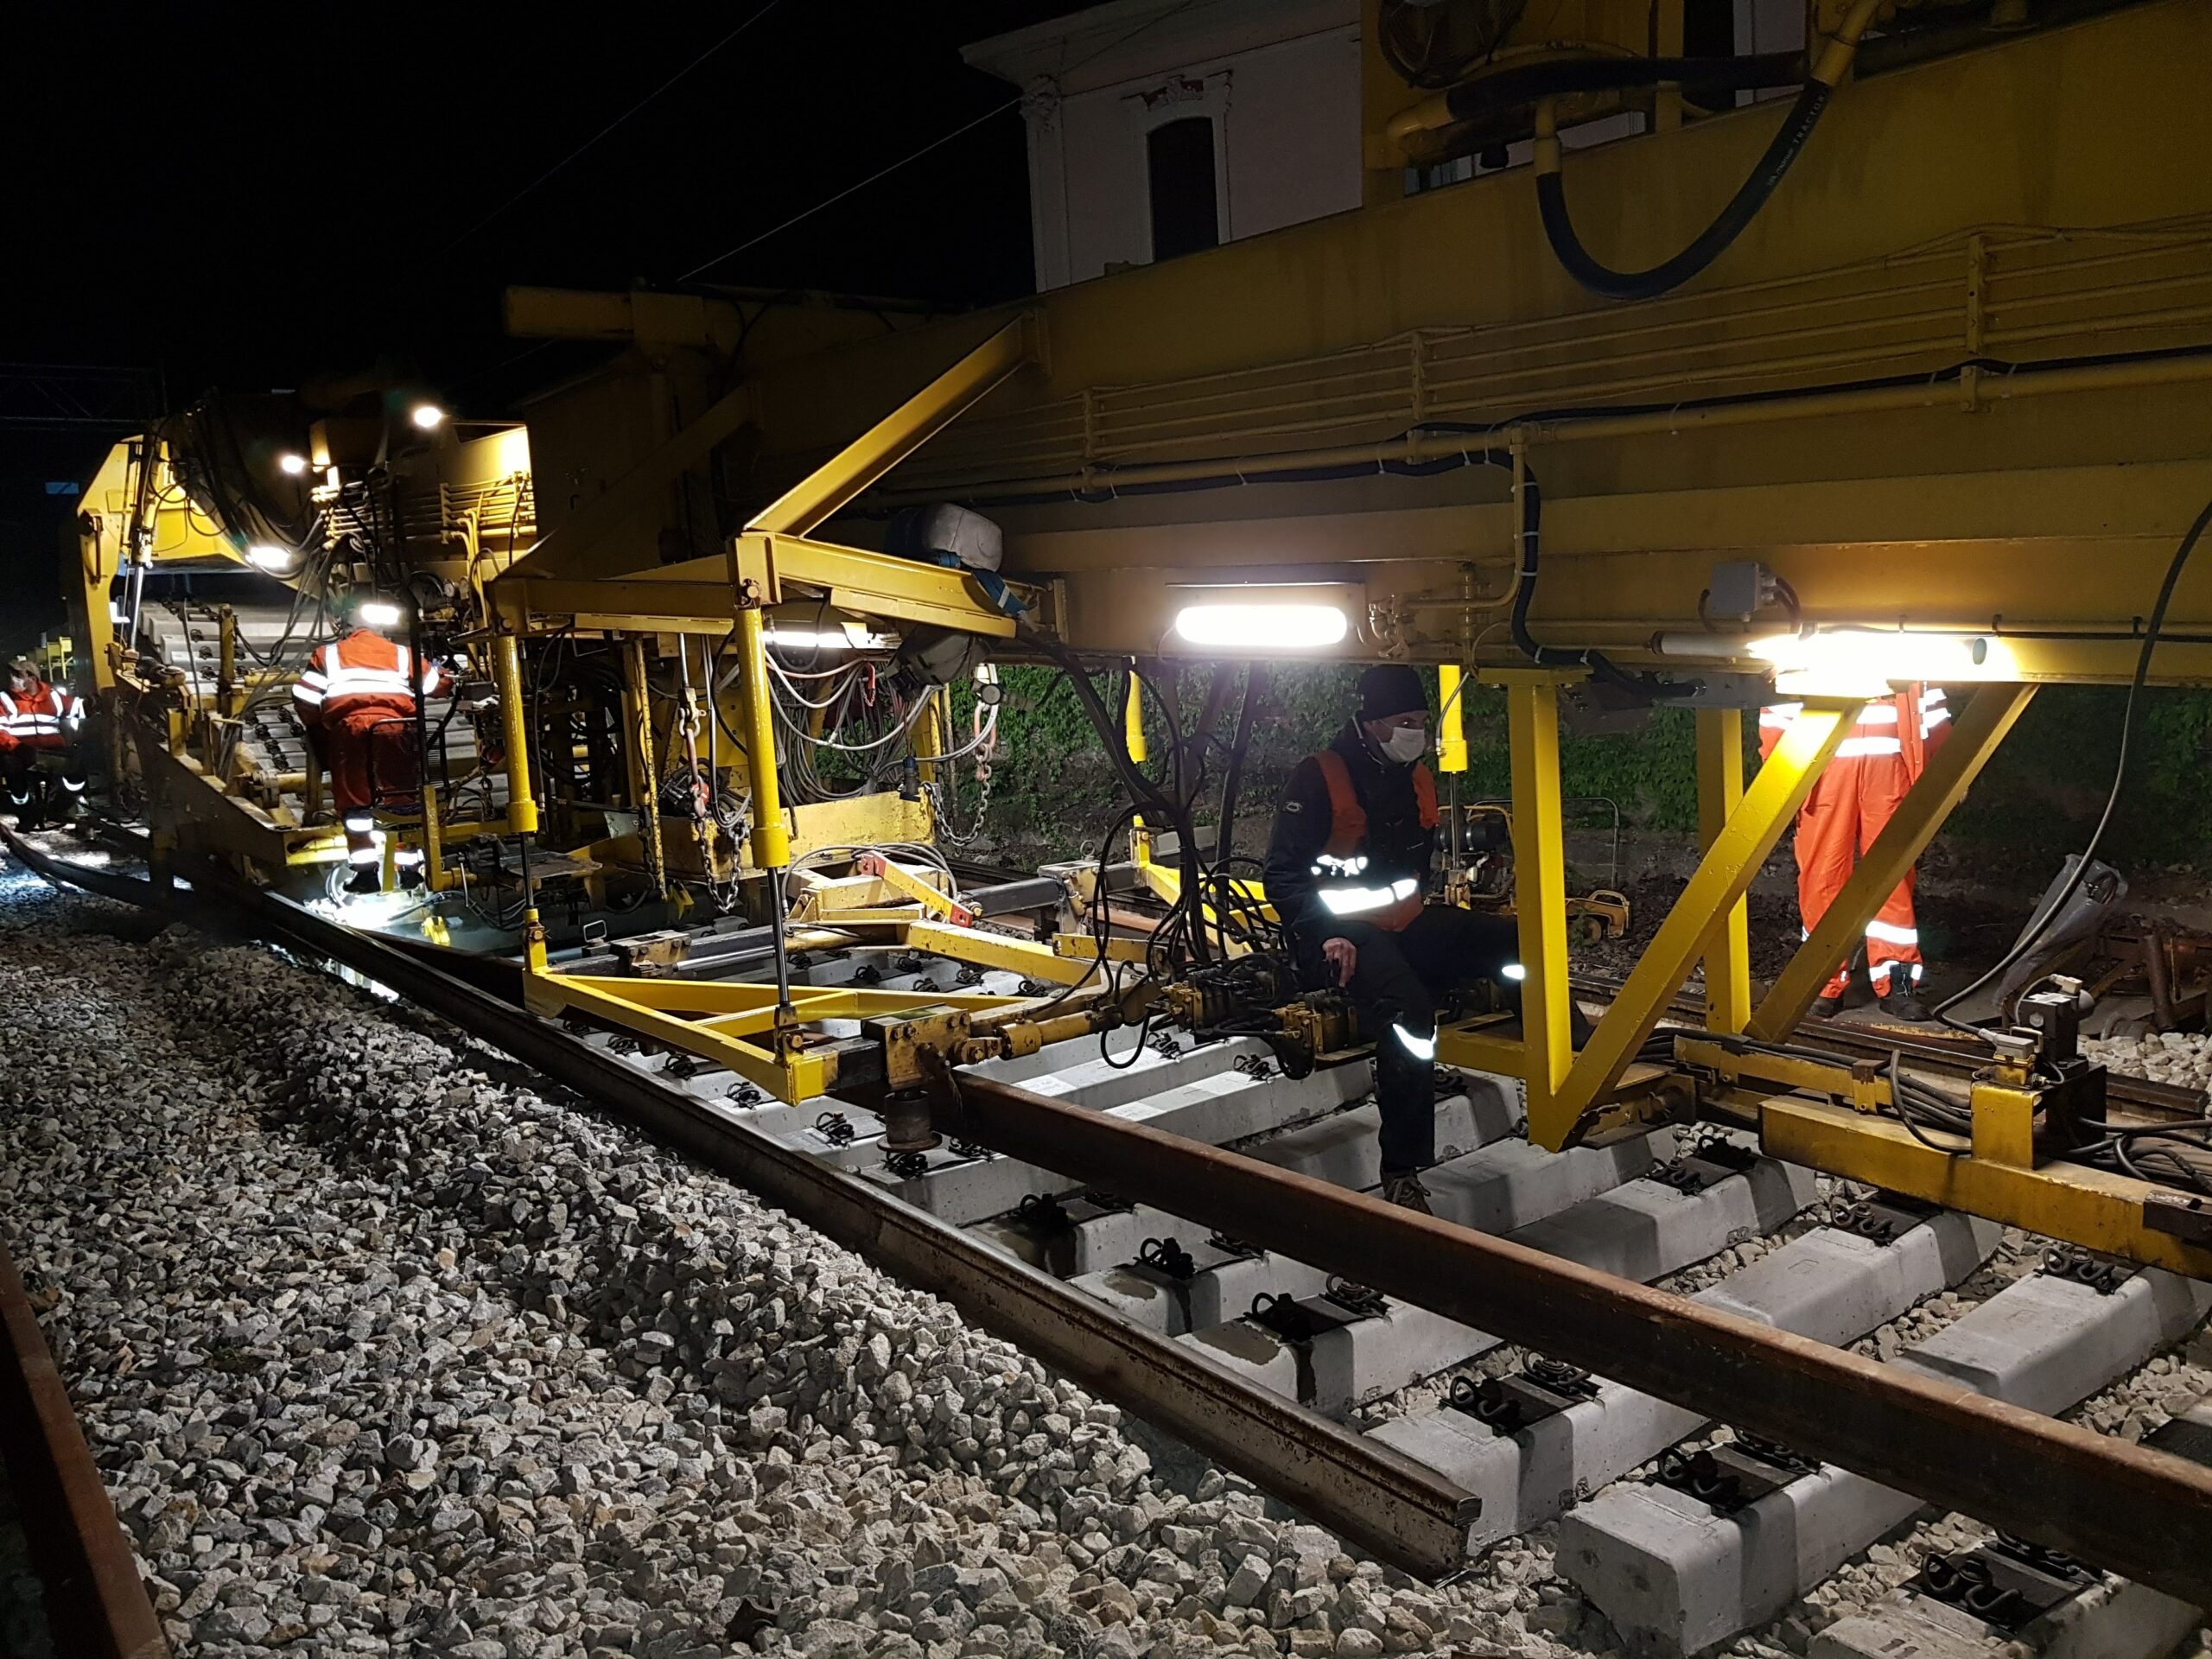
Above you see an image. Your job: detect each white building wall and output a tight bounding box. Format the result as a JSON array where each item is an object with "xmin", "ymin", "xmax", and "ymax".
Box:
[{"xmin": 970, "ymin": 0, "xmax": 1361, "ymax": 291}]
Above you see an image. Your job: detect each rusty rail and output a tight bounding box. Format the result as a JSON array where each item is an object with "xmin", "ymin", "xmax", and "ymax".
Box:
[
  {"xmin": 933, "ymin": 1069, "xmax": 2212, "ymax": 1609},
  {"xmin": 0, "ymin": 1237, "xmax": 169, "ymax": 1659},
  {"xmin": 1, "ymin": 829, "xmax": 1481, "ymax": 1578}
]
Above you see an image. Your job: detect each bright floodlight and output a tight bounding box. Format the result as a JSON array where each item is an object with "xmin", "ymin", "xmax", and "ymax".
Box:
[
  {"xmin": 764, "ymin": 624, "xmax": 891, "ymax": 652},
  {"xmin": 357, "ymin": 599, "xmax": 404, "ymax": 628},
  {"xmin": 245, "ymin": 544, "xmax": 293, "ymax": 572},
  {"xmin": 1750, "ymin": 628, "xmax": 1993, "ymax": 696},
  {"xmin": 410, "ymin": 404, "xmax": 445, "ymax": 430},
  {"xmin": 1172, "ymin": 603, "xmax": 1349, "ymax": 650},
  {"xmin": 277, "ymin": 452, "xmax": 308, "ymax": 475}
]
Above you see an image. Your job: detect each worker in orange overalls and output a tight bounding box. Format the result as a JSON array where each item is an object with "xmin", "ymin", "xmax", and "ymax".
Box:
[
  {"xmin": 293, "ymin": 598, "xmax": 450, "ymax": 892},
  {"xmin": 0, "ymin": 658, "xmax": 89, "ymax": 830},
  {"xmin": 1760, "ymin": 685, "xmax": 1949, "ymax": 1021}
]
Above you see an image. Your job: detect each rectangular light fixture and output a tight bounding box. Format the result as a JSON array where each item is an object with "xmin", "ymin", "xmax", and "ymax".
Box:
[
  {"xmin": 1750, "ymin": 628, "xmax": 2002, "ymax": 696},
  {"xmin": 1173, "ymin": 603, "xmax": 1349, "ymax": 649},
  {"xmin": 764, "ymin": 623, "xmax": 893, "ymax": 652}
]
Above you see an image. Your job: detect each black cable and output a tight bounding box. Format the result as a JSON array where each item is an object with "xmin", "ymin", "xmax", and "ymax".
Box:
[
  {"xmin": 1535, "ymin": 78, "xmax": 1835, "ymax": 301},
  {"xmin": 1936, "ymin": 489, "xmax": 2212, "ymax": 1031}
]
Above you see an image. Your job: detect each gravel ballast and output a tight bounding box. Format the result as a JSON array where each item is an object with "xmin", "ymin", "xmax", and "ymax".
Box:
[
  {"xmin": 0, "ymin": 869, "xmax": 1573, "ymax": 1659},
  {"xmin": 4, "ymin": 860, "xmax": 2209, "ymax": 1659}
]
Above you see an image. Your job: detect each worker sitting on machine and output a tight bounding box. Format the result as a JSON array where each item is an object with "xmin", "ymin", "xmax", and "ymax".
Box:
[
  {"xmin": 292, "ymin": 596, "xmax": 450, "ymax": 893},
  {"xmin": 1264, "ymin": 664, "xmax": 1545, "ymax": 1214},
  {"xmin": 0, "ymin": 658, "xmax": 88, "ymax": 830},
  {"xmin": 1761, "ymin": 683, "xmax": 1949, "ymax": 1021}
]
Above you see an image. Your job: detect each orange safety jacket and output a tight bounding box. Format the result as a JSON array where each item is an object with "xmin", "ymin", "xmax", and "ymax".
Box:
[
  {"xmin": 293, "ymin": 630, "xmax": 447, "ymax": 728},
  {"xmin": 1309, "ymin": 748, "xmax": 1439, "ymax": 932},
  {"xmin": 0, "ymin": 679, "xmax": 83, "ymax": 752}
]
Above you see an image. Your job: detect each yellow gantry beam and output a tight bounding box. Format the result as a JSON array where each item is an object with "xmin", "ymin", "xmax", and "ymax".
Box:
[
  {"xmin": 1747, "ymin": 683, "xmax": 2038, "ymax": 1041},
  {"xmin": 1528, "ymin": 699, "xmax": 1859, "ymax": 1149},
  {"xmin": 747, "ymin": 313, "xmax": 1040, "ymax": 539}
]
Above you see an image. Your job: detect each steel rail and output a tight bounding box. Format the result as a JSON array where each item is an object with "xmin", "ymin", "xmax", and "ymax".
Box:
[
  {"xmin": 933, "ymin": 1069, "xmax": 2212, "ymax": 1609},
  {"xmin": 0, "ymin": 1236, "xmax": 170, "ymax": 1659},
  {"xmin": 0, "ymin": 830, "xmax": 1480, "ymax": 1577}
]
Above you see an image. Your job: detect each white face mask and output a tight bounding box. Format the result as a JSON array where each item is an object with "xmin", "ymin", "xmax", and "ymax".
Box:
[{"xmin": 1381, "ymin": 725, "xmax": 1427, "ymax": 765}]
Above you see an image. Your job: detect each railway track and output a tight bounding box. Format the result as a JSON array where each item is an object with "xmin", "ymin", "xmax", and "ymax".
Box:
[
  {"xmin": 3, "ymin": 823, "xmax": 2209, "ymax": 1659},
  {"xmin": 0, "ymin": 1224, "xmax": 169, "ymax": 1656}
]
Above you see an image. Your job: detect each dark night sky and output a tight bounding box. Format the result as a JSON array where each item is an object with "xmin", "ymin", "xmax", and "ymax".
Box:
[{"xmin": 0, "ymin": 3, "xmax": 1076, "ymax": 645}]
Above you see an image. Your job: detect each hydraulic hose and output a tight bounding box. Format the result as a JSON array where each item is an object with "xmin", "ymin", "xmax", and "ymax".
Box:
[
  {"xmin": 1534, "ymin": 0, "xmax": 1887, "ymax": 302},
  {"xmin": 1390, "ymin": 51, "xmax": 1806, "ymax": 144}
]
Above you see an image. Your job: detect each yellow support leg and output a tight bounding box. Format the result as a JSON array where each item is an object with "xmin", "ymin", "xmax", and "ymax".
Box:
[
  {"xmin": 733, "ymin": 607, "xmax": 791, "ymax": 871},
  {"xmin": 1531, "ymin": 701, "xmax": 1859, "ymax": 1149},
  {"xmin": 1696, "ymin": 709, "xmax": 1751, "ymax": 1034},
  {"xmin": 1505, "ymin": 674, "xmax": 1574, "ymax": 1120},
  {"xmin": 1747, "ymin": 683, "xmax": 2037, "ymax": 1041},
  {"xmin": 1438, "ymin": 665, "xmax": 1469, "ymax": 774},
  {"xmin": 493, "ymin": 631, "xmax": 539, "ymax": 837},
  {"xmin": 1125, "ymin": 669, "xmax": 1151, "ymax": 867}
]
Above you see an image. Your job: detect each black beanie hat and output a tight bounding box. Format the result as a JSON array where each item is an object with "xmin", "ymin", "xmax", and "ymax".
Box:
[{"xmin": 1357, "ymin": 664, "xmax": 1427, "ymax": 721}]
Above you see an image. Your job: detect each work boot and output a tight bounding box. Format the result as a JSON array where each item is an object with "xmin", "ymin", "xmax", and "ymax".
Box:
[
  {"xmin": 344, "ymin": 865, "xmax": 383, "ymax": 896},
  {"xmin": 1877, "ymin": 982, "xmax": 1932, "ymax": 1022},
  {"xmin": 1812, "ymin": 993, "xmax": 1846, "ymax": 1020},
  {"xmin": 1380, "ymin": 1173, "xmax": 1433, "ymax": 1215}
]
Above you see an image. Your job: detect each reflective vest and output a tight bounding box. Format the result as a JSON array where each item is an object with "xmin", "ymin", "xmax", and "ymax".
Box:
[
  {"xmin": 0, "ymin": 680, "xmax": 82, "ymax": 751},
  {"xmin": 1308, "ymin": 749, "xmax": 1438, "ymax": 931},
  {"xmin": 1759, "ymin": 686, "xmax": 1948, "ymax": 775},
  {"xmin": 293, "ymin": 630, "xmax": 443, "ymax": 727}
]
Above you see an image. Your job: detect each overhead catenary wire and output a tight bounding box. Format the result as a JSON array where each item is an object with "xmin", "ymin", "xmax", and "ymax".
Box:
[
  {"xmin": 432, "ymin": 0, "xmax": 787, "ymax": 263},
  {"xmin": 676, "ymin": 0, "xmax": 1203, "ymax": 282}
]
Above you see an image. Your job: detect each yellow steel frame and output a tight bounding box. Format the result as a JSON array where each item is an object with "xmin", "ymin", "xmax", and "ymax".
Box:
[
  {"xmin": 1746, "ymin": 683, "xmax": 2038, "ymax": 1040},
  {"xmin": 1695, "ymin": 709, "xmax": 1751, "ymax": 1035},
  {"xmin": 1438, "ymin": 677, "xmax": 1859, "ymax": 1147},
  {"xmin": 1764, "ymin": 1096, "xmax": 2212, "ymax": 1280},
  {"xmin": 510, "ymin": 315, "xmax": 1089, "ymax": 1093},
  {"xmin": 521, "ymin": 973, "xmax": 1027, "ymax": 1101}
]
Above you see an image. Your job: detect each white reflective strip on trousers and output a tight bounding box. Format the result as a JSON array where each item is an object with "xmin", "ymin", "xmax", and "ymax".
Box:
[
  {"xmin": 1392, "ymin": 1023, "xmax": 1437, "ymax": 1061},
  {"xmin": 346, "ymin": 848, "xmax": 382, "ymax": 867},
  {"xmin": 1865, "ymin": 919, "xmax": 1921, "ymax": 945},
  {"xmin": 1834, "ymin": 736, "xmax": 1904, "ymax": 758},
  {"xmin": 1921, "ymin": 708, "xmax": 1951, "ymax": 735}
]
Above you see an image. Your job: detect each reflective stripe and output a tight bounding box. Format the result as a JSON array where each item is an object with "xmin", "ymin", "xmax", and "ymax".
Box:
[
  {"xmin": 1855, "ymin": 704, "xmax": 1899, "ymax": 725},
  {"xmin": 292, "ymin": 685, "xmax": 326, "ymax": 705},
  {"xmin": 392, "ymin": 848, "xmax": 425, "ymax": 868},
  {"xmin": 1920, "ymin": 708, "xmax": 1951, "ymax": 735},
  {"xmin": 346, "ymin": 848, "xmax": 382, "ymax": 867},
  {"xmin": 1391, "ymin": 1023, "xmax": 1437, "ymax": 1062},
  {"xmin": 1871, "ymin": 962, "xmax": 1926, "ymax": 988},
  {"xmin": 1318, "ymin": 874, "xmax": 1420, "ymax": 917},
  {"xmin": 60, "ymin": 779, "xmax": 84, "ymax": 793},
  {"xmin": 341, "ymin": 813, "xmax": 375, "ymax": 832},
  {"xmin": 1758, "ymin": 702, "xmax": 1803, "ymax": 728},
  {"xmin": 1865, "ymin": 919, "xmax": 1920, "ymax": 945},
  {"xmin": 1921, "ymin": 689, "xmax": 1948, "ymax": 709},
  {"xmin": 1834, "ymin": 736, "xmax": 1904, "ymax": 758}
]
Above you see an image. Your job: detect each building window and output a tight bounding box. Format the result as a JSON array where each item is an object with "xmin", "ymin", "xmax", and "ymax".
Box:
[{"xmin": 1147, "ymin": 116, "xmax": 1220, "ymax": 263}]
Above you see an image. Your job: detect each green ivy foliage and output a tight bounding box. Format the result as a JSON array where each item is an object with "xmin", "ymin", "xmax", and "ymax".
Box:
[{"xmin": 957, "ymin": 664, "xmax": 2211, "ymax": 869}]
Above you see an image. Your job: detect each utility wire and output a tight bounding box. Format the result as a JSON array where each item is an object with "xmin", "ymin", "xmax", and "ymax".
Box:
[
  {"xmin": 677, "ymin": 0, "xmax": 1201, "ymax": 283},
  {"xmin": 678, "ymin": 97, "xmax": 1020, "ymax": 282},
  {"xmin": 435, "ymin": 0, "xmax": 786, "ymax": 260}
]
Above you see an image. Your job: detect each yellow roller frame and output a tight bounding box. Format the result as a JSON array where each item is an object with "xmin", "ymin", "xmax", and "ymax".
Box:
[{"xmin": 521, "ymin": 973, "xmax": 1028, "ymax": 1102}]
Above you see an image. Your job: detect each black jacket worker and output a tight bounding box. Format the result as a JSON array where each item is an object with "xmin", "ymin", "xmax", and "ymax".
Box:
[{"xmin": 1262, "ymin": 664, "xmax": 1521, "ymax": 1212}]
